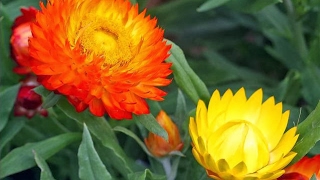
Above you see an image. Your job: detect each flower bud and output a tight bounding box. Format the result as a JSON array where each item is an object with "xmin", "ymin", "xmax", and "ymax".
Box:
[
  {"xmin": 10, "ymin": 7, "xmax": 37, "ymax": 75},
  {"xmin": 145, "ymin": 110, "xmax": 183, "ymax": 157},
  {"xmin": 189, "ymin": 88, "xmax": 299, "ymax": 179},
  {"xmin": 14, "ymin": 75, "xmax": 48, "ymax": 119}
]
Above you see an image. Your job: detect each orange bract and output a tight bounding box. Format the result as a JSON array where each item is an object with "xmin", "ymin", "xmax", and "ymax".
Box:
[
  {"xmin": 279, "ymin": 155, "xmax": 320, "ymax": 180},
  {"xmin": 144, "ymin": 110, "xmax": 183, "ymax": 157},
  {"xmin": 29, "ymin": 0, "xmax": 172, "ymax": 119}
]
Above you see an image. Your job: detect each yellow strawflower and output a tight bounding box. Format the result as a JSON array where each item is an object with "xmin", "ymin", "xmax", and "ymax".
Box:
[{"xmin": 189, "ymin": 88, "xmax": 299, "ymax": 180}]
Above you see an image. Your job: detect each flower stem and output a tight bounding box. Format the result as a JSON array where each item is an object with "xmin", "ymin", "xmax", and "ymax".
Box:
[
  {"xmin": 283, "ymin": 0, "xmax": 308, "ymax": 60},
  {"xmin": 160, "ymin": 157, "xmax": 174, "ymax": 180}
]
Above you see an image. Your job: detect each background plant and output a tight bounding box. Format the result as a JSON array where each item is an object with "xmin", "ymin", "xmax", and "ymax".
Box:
[{"xmin": 0, "ymin": 0, "xmax": 320, "ymax": 179}]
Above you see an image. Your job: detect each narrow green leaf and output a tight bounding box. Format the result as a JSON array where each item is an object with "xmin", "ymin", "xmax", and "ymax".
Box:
[
  {"xmin": 203, "ymin": 50, "xmax": 276, "ymax": 85},
  {"xmin": 309, "ymin": 36, "xmax": 320, "ymax": 66},
  {"xmin": 42, "ymin": 92, "xmax": 61, "ymax": 109},
  {"xmin": 291, "ymin": 102, "xmax": 320, "ymax": 164},
  {"xmin": 174, "ymin": 89, "xmax": 187, "ymax": 129},
  {"xmin": 33, "ymin": 85, "xmax": 52, "ymax": 98},
  {"xmin": 78, "ymin": 124, "xmax": 112, "ymax": 180},
  {"xmin": 0, "ymin": 117, "xmax": 25, "ymax": 151},
  {"xmin": 256, "ymin": 6, "xmax": 292, "ymax": 39},
  {"xmin": 166, "ymin": 40, "xmax": 210, "ymax": 105},
  {"xmin": 113, "ymin": 126, "xmax": 152, "ymax": 156},
  {"xmin": 0, "ymin": 5, "xmax": 20, "ymax": 85},
  {"xmin": 301, "ymin": 66, "xmax": 320, "ymax": 107},
  {"xmin": 0, "ymin": 133, "xmax": 81, "ymax": 178},
  {"xmin": 33, "ymin": 150, "xmax": 56, "ymax": 180},
  {"xmin": 311, "ymin": 174, "xmax": 317, "ymax": 180},
  {"xmin": 56, "ymin": 97, "xmax": 133, "ymax": 177},
  {"xmin": 197, "ymin": 0, "xmax": 230, "ymax": 12},
  {"xmin": 273, "ymin": 70, "xmax": 301, "ymax": 105},
  {"xmin": 228, "ymin": 0, "xmax": 280, "ymax": 13},
  {"xmin": 0, "ymin": 83, "xmax": 20, "ymax": 132},
  {"xmin": 134, "ymin": 114, "xmax": 168, "ymax": 141},
  {"xmin": 2, "ymin": 0, "xmax": 40, "ymax": 21},
  {"xmin": 127, "ymin": 169, "xmax": 166, "ymax": 180}
]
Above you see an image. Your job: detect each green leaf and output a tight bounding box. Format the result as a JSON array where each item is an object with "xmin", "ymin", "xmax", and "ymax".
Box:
[
  {"xmin": 301, "ymin": 66, "xmax": 320, "ymax": 107},
  {"xmin": 56, "ymin": 97, "xmax": 133, "ymax": 177},
  {"xmin": 42, "ymin": 92, "xmax": 61, "ymax": 109},
  {"xmin": 33, "ymin": 85, "xmax": 52, "ymax": 98},
  {"xmin": 174, "ymin": 89, "xmax": 187, "ymax": 129},
  {"xmin": 0, "ymin": 4, "xmax": 20, "ymax": 85},
  {"xmin": 33, "ymin": 150, "xmax": 56, "ymax": 180},
  {"xmin": 113, "ymin": 126, "xmax": 152, "ymax": 156},
  {"xmin": 203, "ymin": 50, "xmax": 276, "ymax": 85},
  {"xmin": 256, "ymin": 5, "xmax": 292, "ymax": 39},
  {"xmin": 134, "ymin": 114, "xmax": 168, "ymax": 141},
  {"xmin": 273, "ymin": 70, "xmax": 301, "ymax": 105},
  {"xmin": 33, "ymin": 86, "xmax": 61, "ymax": 109},
  {"xmin": 0, "ymin": 132, "xmax": 81, "ymax": 178},
  {"xmin": 166, "ymin": 39, "xmax": 210, "ymax": 105},
  {"xmin": 227, "ymin": 0, "xmax": 280, "ymax": 13},
  {"xmin": 197, "ymin": 0, "xmax": 230, "ymax": 12},
  {"xmin": 308, "ymin": 36, "xmax": 320, "ymax": 66},
  {"xmin": 291, "ymin": 102, "xmax": 320, "ymax": 164},
  {"xmin": 127, "ymin": 169, "xmax": 166, "ymax": 180},
  {"xmin": 78, "ymin": 124, "xmax": 112, "ymax": 180},
  {"xmin": 311, "ymin": 174, "xmax": 317, "ymax": 180},
  {"xmin": 264, "ymin": 34, "xmax": 304, "ymax": 70},
  {"xmin": 175, "ymin": 148, "xmax": 210, "ymax": 180},
  {"xmin": 0, "ymin": 117, "xmax": 25, "ymax": 151},
  {"xmin": 0, "ymin": 83, "xmax": 20, "ymax": 132},
  {"xmin": 2, "ymin": 0, "xmax": 40, "ymax": 21}
]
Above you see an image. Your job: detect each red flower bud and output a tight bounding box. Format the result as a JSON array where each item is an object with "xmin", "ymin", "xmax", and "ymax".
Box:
[
  {"xmin": 14, "ymin": 75, "xmax": 48, "ymax": 119},
  {"xmin": 10, "ymin": 7, "xmax": 38, "ymax": 75}
]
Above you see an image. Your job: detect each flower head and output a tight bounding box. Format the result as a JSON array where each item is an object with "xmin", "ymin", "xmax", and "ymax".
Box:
[
  {"xmin": 145, "ymin": 110, "xmax": 183, "ymax": 157},
  {"xmin": 10, "ymin": 7, "xmax": 37, "ymax": 74},
  {"xmin": 14, "ymin": 75, "xmax": 48, "ymax": 119},
  {"xmin": 28, "ymin": 0, "xmax": 171, "ymax": 119},
  {"xmin": 189, "ymin": 88, "xmax": 299, "ymax": 180},
  {"xmin": 278, "ymin": 155, "xmax": 320, "ymax": 180}
]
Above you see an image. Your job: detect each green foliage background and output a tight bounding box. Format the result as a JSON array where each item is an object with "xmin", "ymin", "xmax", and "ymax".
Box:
[{"xmin": 1, "ymin": 0, "xmax": 320, "ymax": 179}]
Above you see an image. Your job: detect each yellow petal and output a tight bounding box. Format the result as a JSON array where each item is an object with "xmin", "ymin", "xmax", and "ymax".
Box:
[
  {"xmin": 242, "ymin": 122, "xmax": 269, "ymax": 173},
  {"xmin": 207, "ymin": 89, "xmax": 221, "ymax": 127},
  {"xmin": 217, "ymin": 159, "xmax": 230, "ymax": 172},
  {"xmin": 258, "ymin": 152, "xmax": 297, "ymax": 174},
  {"xmin": 189, "ymin": 117, "xmax": 199, "ymax": 149},
  {"xmin": 242, "ymin": 89, "xmax": 262, "ymax": 124},
  {"xmin": 192, "ymin": 148, "xmax": 206, "ymax": 168},
  {"xmin": 232, "ymin": 161, "xmax": 248, "ymax": 177},
  {"xmin": 269, "ymin": 127, "xmax": 298, "ymax": 163},
  {"xmin": 210, "ymin": 89, "xmax": 233, "ymax": 131},
  {"xmin": 196, "ymin": 100, "xmax": 208, "ymax": 137},
  {"xmin": 256, "ymin": 97, "xmax": 285, "ymax": 150},
  {"xmin": 225, "ymin": 88, "xmax": 247, "ymax": 122}
]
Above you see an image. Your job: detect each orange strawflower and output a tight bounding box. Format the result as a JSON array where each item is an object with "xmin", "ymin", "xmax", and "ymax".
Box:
[
  {"xmin": 10, "ymin": 7, "xmax": 38, "ymax": 74},
  {"xmin": 28, "ymin": 0, "xmax": 171, "ymax": 119},
  {"xmin": 145, "ymin": 110, "xmax": 183, "ymax": 157},
  {"xmin": 278, "ymin": 155, "xmax": 320, "ymax": 180}
]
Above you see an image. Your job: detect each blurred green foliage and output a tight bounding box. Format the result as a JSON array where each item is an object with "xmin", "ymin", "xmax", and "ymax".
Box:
[{"xmin": 1, "ymin": 0, "xmax": 320, "ymax": 179}]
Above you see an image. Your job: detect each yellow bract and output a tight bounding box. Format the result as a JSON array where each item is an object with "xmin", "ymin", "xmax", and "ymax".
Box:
[{"xmin": 189, "ymin": 88, "xmax": 299, "ymax": 180}]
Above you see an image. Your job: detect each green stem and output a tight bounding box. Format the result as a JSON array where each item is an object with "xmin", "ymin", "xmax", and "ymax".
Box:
[
  {"xmin": 283, "ymin": 0, "xmax": 308, "ymax": 60},
  {"xmin": 159, "ymin": 157, "xmax": 174, "ymax": 180}
]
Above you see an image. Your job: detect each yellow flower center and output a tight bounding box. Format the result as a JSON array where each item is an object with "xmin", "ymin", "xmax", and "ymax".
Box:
[{"xmin": 76, "ymin": 15, "xmax": 135, "ymax": 66}]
